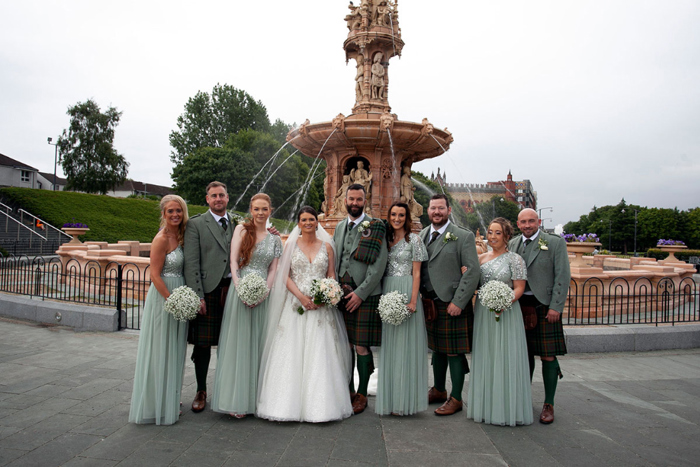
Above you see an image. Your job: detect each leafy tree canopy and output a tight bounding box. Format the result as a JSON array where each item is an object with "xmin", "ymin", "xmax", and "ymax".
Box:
[
  {"xmin": 169, "ymin": 84, "xmax": 272, "ymax": 165},
  {"xmin": 58, "ymin": 99, "xmax": 129, "ymax": 194}
]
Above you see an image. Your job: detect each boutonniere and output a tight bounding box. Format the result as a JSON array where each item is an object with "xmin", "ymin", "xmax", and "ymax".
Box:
[
  {"xmin": 538, "ymin": 237, "xmax": 549, "ymax": 250},
  {"xmin": 444, "ymin": 232, "xmax": 458, "ymax": 243},
  {"xmin": 357, "ymin": 220, "xmax": 371, "ymax": 236}
]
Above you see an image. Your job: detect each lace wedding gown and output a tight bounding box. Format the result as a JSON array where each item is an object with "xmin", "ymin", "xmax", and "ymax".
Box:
[{"xmin": 257, "ymin": 244, "xmax": 353, "ymax": 422}]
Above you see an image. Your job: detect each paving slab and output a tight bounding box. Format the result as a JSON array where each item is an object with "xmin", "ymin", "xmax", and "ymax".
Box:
[{"xmin": 1, "ymin": 317, "xmax": 700, "ymax": 466}]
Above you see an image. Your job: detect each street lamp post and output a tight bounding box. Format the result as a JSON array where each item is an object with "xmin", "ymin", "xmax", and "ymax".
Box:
[
  {"xmin": 538, "ymin": 206, "xmax": 552, "ymax": 230},
  {"xmin": 47, "ymin": 137, "xmax": 58, "ymax": 191},
  {"xmin": 634, "ymin": 209, "xmax": 638, "ymax": 257}
]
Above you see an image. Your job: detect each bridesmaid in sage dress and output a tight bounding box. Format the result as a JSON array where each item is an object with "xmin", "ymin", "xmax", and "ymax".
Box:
[
  {"xmin": 376, "ymin": 202, "xmax": 429, "ymax": 416},
  {"xmin": 212, "ymin": 193, "xmax": 281, "ymax": 418},
  {"xmin": 129, "ymin": 195, "xmax": 189, "ymax": 425},
  {"xmin": 468, "ymin": 218, "xmax": 533, "ymax": 426}
]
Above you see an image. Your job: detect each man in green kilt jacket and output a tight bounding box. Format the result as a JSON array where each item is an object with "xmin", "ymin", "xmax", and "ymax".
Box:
[
  {"xmin": 510, "ymin": 208, "xmax": 571, "ymax": 424},
  {"xmin": 420, "ymin": 194, "xmax": 480, "ymax": 416},
  {"xmin": 333, "ymin": 183, "xmax": 388, "ymax": 414},
  {"xmin": 183, "ymin": 181, "xmax": 234, "ymax": 413}
]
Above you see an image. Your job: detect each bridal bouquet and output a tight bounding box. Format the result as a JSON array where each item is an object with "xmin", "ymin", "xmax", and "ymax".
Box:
[
  {"xmin": 378, "ymin": 291, "xmax": 411, "ymax": 326},
  {"xmin": 478, "ymin": 281, "xmax": 514, "ymax": 322},
  {"xmin": 237, "ymin": 273, "xmax": 269, "ymax": 307},
  {"xmin": 164, "ymin": 286, "xmax": 200, "ymax": 322},
  {"xmin": 297, "ymin": 277, "xmax": 344, "ymax": 314}
]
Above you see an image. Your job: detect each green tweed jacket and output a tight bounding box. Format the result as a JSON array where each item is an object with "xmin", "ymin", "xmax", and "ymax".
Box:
[
  {"xmin": 509, "ymin": 231, "xmax": 571, "ymax": 313},
  {"xmin": 183, "ymin": 212, "xmax": 234, "ymax": 299},
  {"xmin": 420, "ymin": 222, "xmax": 480, "ymax": 310},
  {"xmin": 333, "ymin": 216, "xmax": 388, "ymax": 300}
]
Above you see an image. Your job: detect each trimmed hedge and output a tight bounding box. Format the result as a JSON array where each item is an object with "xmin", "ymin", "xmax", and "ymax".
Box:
[
  {"xmin": 645, "ymin": 248, "xmax": 700, "ymax": 262},
  {"xmin": 0, "ymin": 188, "xmax": 293, "ymax": 243}
]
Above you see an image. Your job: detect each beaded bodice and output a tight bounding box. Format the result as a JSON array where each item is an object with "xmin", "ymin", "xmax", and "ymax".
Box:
[
  {"xmin": 290, "ymin": 243, "xmax": 329, "ymax": 296},
  {"xmin": 385, "ymin": 233, "xmax": 428, "ymax": 277},
  {"xmin": 161, "ymin": 246, "xmax": 184, "ymax": 277},
  {"xmin": 479, "ymin": 251, "xmax": 527, "ymax": 287},
  {"xmin": 239, "ymin": 234, "xmax": 283, "ymax": 279}
]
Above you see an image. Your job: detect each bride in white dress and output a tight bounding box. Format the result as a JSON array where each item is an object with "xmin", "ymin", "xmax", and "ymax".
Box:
[{"xmin": 257, "ymin": 206, "xmax": 353, "ymax": 422}]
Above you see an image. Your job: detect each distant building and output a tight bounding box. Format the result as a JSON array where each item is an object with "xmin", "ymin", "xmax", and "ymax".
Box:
[
  {"xmin": 37, "ymin": 172, "xmax": 67, "ymax": 191},
  {"xmin": 106, "ymin": 180, "xmax": 174, "ymax": 198},
  {"xmin": 430, "ymin": 168, "xmax": 537, "ymax": 213},
  {"xmin": 0, "ymin": 153, "xmax": 39, "ymax": 189}
]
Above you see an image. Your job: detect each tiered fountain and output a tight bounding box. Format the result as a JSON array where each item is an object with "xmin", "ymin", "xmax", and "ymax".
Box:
[{"xmin": 287, "ymin": 0, "xmax": 453, "ymax": 233}]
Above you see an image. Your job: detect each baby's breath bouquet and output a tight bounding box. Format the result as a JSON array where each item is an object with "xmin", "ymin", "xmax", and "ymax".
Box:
[
  {"xmin": 478, "ymin": 280, "xmax": 514, "ymax": 322},
  {"xmin": 297, "ymin": 278, "xmax": 344, "ymax": 315},
  {"xmin": 378, "ymin": 291, "xmax": 411, "ymax": 326},
  {"xmin": 164, "ymin": 286, "xmax": 201, "ymax": 322},
  {"xmin": 237, "ymin": 273, "xmax": 269, "ymax": 307}
]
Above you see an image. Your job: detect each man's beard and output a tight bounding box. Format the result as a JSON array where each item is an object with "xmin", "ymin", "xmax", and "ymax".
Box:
[
  {"xmin": 431, "ymin": 215, "xmax": 447, "ymax": 228},
  {"xmin": 346, "ymin": 202, "xmax": 364, "ymax": 218}
]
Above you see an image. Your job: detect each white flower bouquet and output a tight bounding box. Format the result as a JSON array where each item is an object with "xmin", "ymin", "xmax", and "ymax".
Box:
[
  {"xmin": 164, "ymin": 285, "xmax": 201, "ymax": 322},
  {"xmin": 237, "ymin": 273, "xmax": 269, "ymax": 307},
  {"xmin": 478, "ymin": 280, "xmax": 514, "ymax": 322},
  {"xmin": 297, "ymin": 277, "xmax": 344, "ymax": 315},
  {"xmin": 378, "ymin": 291, "xmax": 411, "ymax": 326}
]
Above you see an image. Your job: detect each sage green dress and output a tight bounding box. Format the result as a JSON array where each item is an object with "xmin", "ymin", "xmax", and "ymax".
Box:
[
  {"xmin": 212, "ymin": 233, "xmax": 282, "ymax": 415},
  {"xmin": 129, "ymin": 246, "xmax": 187, "ymax": 425},
  {"xmin": 376, "ymin": 233, "xmax": 429, "ymax": 415}
]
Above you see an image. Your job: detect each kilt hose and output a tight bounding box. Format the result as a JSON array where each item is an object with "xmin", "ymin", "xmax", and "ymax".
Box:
[
  {"xmin": 339, "ymin": 273, "xmax": 382, "ymax": 347},
  {"xmin": 424, "ymin": 291, "xmax": 474, "ymax": 354},
  {"xmin": 519, "ymin": 294, "xmax": 567, "ymax": 357},
  {"xmin": 187, "ymin": 278, "xmax": 230, "ymax": 347}
]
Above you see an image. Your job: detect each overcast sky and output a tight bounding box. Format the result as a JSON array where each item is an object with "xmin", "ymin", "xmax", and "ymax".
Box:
[{"xmin": 2, "ymin": 0, "xmax": 698, "ymax": 227}]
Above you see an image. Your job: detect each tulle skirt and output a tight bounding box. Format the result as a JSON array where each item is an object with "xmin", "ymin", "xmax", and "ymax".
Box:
[{"xmin": 129, "ymin": 277, "xmax": 188, "ymax": 425}]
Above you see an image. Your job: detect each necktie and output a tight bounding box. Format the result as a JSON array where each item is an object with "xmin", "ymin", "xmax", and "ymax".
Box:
[
  {"xmin": 348, "ymin": 221, "xmax": 355, "ymax": 231},
  {"xmin": 525, "ymin": 238, "xmax": 532, "ymax": 246},
  {"xmin": 429, "ymin": 231, "xmax": 440, "ymax": 245},
  {"xmin": 219, "ymin": 218, "xmax": 228, "ymax": 231}
]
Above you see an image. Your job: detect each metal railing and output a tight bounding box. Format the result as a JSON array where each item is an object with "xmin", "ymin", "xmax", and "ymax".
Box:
[
  {"xmin": 0, "ymin": 203, "xmax": 71, "ymax": 256},
  {"xmin": 0, "ymin": 254, "xmax": 150, "ymax": 330}
]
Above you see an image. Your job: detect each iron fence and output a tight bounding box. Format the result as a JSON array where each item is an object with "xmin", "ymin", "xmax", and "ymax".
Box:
[{"xmin": 0, "ymin": 254, "xmax": 150, "ymax": 330}]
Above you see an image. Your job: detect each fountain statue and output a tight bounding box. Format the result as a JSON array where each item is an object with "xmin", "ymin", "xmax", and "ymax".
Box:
[{"xmin": 287, "ymin": 0, "xmax": 453, "ymax": 232}]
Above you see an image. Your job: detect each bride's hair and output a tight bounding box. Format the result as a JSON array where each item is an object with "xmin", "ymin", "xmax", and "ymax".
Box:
[
  {"xmin": 159, "ymin": 195, "xmax": 189, "ymax": 246},
  {"xmin": 239, "ymin": 193, "xmax": 272, "ymax": 268},
  {"xmin": 297, "ymin": 205, "xmax": 318, "ymax": 221},
  {"xmin": 386, "ymin": 201, "xmax": 412, "ymax": 244}
]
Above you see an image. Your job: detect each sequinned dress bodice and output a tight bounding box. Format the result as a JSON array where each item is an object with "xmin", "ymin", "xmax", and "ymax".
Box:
[
  {"xmin": 385, "ymin": 233, "xmax": 428, "ymax": 277},
  {"xmin": 239, "ymin": 234, "xmax": 283, "ymax": 279},
  {"xmin": 479, "ymin": 251, "xmax": 527, "ymax": 288},
  {"xmin": 161, "ymin": 246, "xmax": 184, "ymax": 278},
  {"xmin": 290, "ymin": 243, "xmax": 329, "ymax": 296}
]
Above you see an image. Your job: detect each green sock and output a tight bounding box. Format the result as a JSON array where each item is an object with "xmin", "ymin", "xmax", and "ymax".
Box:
[
  {"xmin": 542, "ymin": 359, "xmax": 561, "ymax": 405},
  {"xmin": 431, "ymin": 352, "xmax": 448, "ymax": 392},
  {"xmin": 357, "ymin": 353, "xmax": 374, "ymax": 396},
  {"xmin": 448, "ymin": 355, "xmax": 466, "ymax": 401},
  {"xmin": 192, "ymin": 345, "xmax": 211, "ymax": 392},
  {"xmin": 349, "ymin": 348, "xmax": 356, "ymax": 394}
]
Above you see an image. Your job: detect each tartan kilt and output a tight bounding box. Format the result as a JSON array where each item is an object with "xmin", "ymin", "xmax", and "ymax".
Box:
[
  {"xmin": 187, "ymin": 289, "xmax": 225, "ymax": 346},
  {"xmin": 339, "ymin": 275, "xmax": 382, "ymax": 347},
  {"xmin": 426, "ymin": 299, "xmax": 474, "ymax": 354},
  {"xmin": 525, "ymin": 301, "xmax": 567, "ymax": 357}
]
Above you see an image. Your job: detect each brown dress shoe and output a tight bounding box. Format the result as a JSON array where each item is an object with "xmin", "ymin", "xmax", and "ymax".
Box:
[
  {"xmin": 428, "ymin": 387, "xmax": 448, "ymax": 404},
  {"xmin": 352, "ymin": 393, "xmax": 368, "ymax": 414},
  {"xmin": 192, "ymin": 390, "xmax": 207, "ymax": 413},
  {"xmin": 539, "ymin": 403, "xmax": 554, "ymax": 424},
  {"xmin": 434, "ymin": 397, "xmax": 463, "ymax": 416}
]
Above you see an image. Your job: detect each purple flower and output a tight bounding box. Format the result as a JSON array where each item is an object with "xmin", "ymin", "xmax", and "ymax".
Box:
[
  {"xmin": 657, "ymin": 239, "xmax": 685, "ymax": 246},
  {"xmin": 562, "ymin": 233, "xmax": 599, "ymax": 243}
]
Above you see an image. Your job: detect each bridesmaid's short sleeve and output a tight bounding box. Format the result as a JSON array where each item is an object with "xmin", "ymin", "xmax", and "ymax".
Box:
[
  {"xmin": 509, "ymin": 252, "xmax": 527, "ymax": 281},
  {"xmin": 273, "ymin": 235, "xmax": 283, "ymax": 258},
  {"xmin": 410, "ymin": 233, "xmax": 429, "ymax": 262}
]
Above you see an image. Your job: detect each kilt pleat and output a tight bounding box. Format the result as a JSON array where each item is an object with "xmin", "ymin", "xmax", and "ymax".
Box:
[
  {"xmin": 187, "ymin": 290, "xmax": 225, "ymax": 346},
  {"xmin": 426, "ymin": 299, "xmax": 473, "ymax": 354},
  {"xmin": 340, "ymin": 275, "xmax": 382, "ymax": 347}
]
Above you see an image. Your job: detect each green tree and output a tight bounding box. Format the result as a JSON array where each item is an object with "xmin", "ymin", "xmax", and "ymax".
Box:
[
  {"xmin": 169, "ymin": 84, "xmax": 271, "ymax": 165},
  {"xmin": 58, "ymin": 99, "xmax": 129, "ymax": 194}
]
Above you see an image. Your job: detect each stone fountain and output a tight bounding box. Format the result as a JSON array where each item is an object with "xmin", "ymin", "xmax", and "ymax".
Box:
[{"xmin": 287, "ymin": 0, "xmax": 453, "ymax": 233}]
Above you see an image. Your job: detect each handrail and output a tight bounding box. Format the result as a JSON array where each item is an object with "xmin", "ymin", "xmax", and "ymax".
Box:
[
  {"xmin": 18, "ymin": 209, "xmax": 71, "ymax": 238},
  {"xmin": 0, "ymin": 210, "xmax": 47, "ymax": 241}
]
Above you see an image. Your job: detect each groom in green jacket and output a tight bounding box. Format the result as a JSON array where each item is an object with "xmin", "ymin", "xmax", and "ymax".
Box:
[{"xmin": 420, "ymin": 194, "xmax": 480, "ymax": 416}]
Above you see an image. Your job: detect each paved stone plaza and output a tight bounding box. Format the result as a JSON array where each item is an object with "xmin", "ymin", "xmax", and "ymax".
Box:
[{"xmin": 0, "ymin": 317, "xmax": 699, "ymax": 466}]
